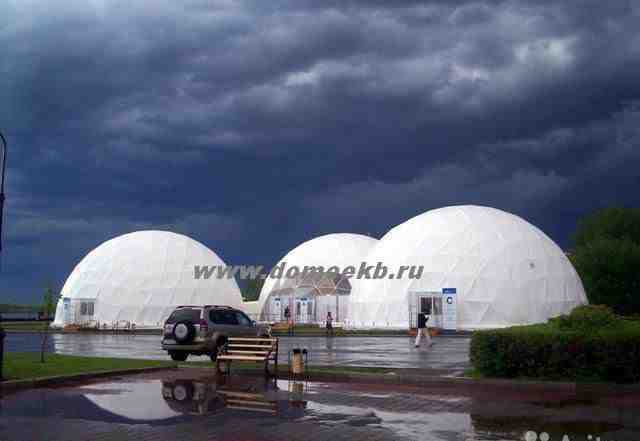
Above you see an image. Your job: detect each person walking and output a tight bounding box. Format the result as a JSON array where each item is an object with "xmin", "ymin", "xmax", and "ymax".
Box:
[
  {"xmin": 415, "ymin": 312, "xmax": 433, "ymax": 348},
  {"xmin": 325, "ymin": 311, "xmax": 334, "ymax": 337},
  {"xmin": 284, "ymin": 305, "xmax": 293, "ymax": 336}
]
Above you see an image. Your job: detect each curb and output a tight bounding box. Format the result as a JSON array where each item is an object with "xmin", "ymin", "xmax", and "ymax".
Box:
[
  {"xmin": 0, "ymin": 365, "xmax": 178, "ymax": 393},
  {"xmin": 4, "ymin": 329, "xmax": 66, "ymax": 334},
  {"xmin": 271, "ymin": 334, "xmax": 471, "ymax": 338}
]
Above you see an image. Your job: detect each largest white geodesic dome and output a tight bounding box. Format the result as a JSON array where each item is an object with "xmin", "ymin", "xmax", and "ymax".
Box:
[
  {"xmin": 257, "ymin": 233, "xmax": 378, "ymax": 323},
  {"xmin": 349, "ymin": 205, "xmax": 587, "ymax": 330},
  {"xmin": 52, "ymin": 230, "xmax": 243, "ymax": 328}
]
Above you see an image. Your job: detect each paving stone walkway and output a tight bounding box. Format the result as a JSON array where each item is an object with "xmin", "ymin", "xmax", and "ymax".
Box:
[{"xmin": 6, "ymin": 332, "xmax": 471, "ymax": 374}]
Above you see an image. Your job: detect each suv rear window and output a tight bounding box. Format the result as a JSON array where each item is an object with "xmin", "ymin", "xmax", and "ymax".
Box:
[{"xmin": 166, "ymin": 308, "xmax": 201, "ymax": 324}]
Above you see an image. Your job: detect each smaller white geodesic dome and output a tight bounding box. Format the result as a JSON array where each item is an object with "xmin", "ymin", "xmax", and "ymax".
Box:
[
  {"xmin": 52, "ymin": 230, "xmax": 242, "ymax": 328},
  {"xmin": 257, "ymin": 233, "xmax": 378, "ymax": 322},
  {"xmin": 349, "ymin": 205, "xmax": 587, "ymax": 329}
]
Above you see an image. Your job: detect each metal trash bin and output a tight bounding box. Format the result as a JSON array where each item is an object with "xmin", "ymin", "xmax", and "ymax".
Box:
[{"xmin": 290, "ymin": 348, "xmax": 308, "ymax": 375}]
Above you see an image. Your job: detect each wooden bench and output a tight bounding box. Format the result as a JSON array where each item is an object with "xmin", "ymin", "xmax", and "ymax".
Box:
[
  {"xmin": 217, "ymin": 390, "xmax": 278, "ymax": 414},
  {"xmin": 216, "ymin": 337, "xmax": 279, "ymax": 375}
]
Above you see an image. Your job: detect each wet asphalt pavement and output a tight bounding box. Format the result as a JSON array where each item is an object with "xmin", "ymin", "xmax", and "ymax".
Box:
[
  {"xmin": 5, "ymin": 333, "xmax": 470, "ymax": 373},
  {"xmin": 2, "ymin": 368, "xmax": 640, "ymax": 441}
]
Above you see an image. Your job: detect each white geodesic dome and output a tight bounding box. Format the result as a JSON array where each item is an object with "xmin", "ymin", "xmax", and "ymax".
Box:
[
  {"xmin": 349, "ymin": 205, "xmax": 587, "ymax": 330},
  {"xmin": 51, "ymin": 230, "xmax": 242, "ymax": 328},
  {"xmin": 257, "ymin": 233, "xmax": 378, "ymax": 322}
]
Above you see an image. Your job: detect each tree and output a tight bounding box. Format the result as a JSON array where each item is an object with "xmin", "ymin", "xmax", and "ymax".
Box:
[
  {"xmin": 574, "ymin": 207, "xmax": 640, "ymax": 248},
  {"xmin": 40, "ymin": 284, "xmax": 58, "ymax": 363},
  {"xmin": 572, "ymin": 208, "xmax": 640, "ymax": 315}
]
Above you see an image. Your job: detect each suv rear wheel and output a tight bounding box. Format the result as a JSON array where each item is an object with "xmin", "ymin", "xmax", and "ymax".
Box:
[
  {"xmin": 169, "ymin": 350, "xmax": 189, "ymax": 361},
  {"xmin": 173, "ymin": 321, "xmax": 196, "ymax": 344}
]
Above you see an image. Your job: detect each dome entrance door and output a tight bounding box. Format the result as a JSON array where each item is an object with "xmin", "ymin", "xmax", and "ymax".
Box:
[
  {"xmin": 271, "ymin": 297, "xmax": 282, "ymax": 322},
  {"xmin": 295, "ymin": 297, "xmax": 313, "ymax": 324},
  {"xmin": 409, "ymin": 292, "xmax": 443, "ymax": 329}
]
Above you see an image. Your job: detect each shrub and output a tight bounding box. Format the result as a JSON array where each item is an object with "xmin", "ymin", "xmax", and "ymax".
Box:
[
  {"xmin": 549, "ymin": 304, "xmax": 621, "ymax": 332},
  {"xmin": 572, "ymin": 237, "xmax": 640, "ymax": 315},
  {"xmin": 470, "ymin": 319, "xmax": 640, "ymax": 383},
  {"xmin": 571, "ymin": 207, "xmax": 640, "ymax": 316}
]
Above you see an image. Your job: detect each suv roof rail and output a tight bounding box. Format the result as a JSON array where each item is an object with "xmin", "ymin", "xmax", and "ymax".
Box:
[{"xmin": 174, "ymin": 305, "xmax": 236, "ymax": 310}]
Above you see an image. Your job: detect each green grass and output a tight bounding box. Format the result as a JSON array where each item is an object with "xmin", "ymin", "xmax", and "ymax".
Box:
[
  {"xmin": 463, "ymin": 368, "xmax": 482, "ymax": 378},
  {"xmin": 3, "ymin": 353, "xmax": 176, "ymax": 381},
  {"xmin": 1, "ymin": 321, "xmax": 51, "ymax": 331},
  {"xmin": 461, "ymin": 367, "xmax": 611, "ymax": 383}
]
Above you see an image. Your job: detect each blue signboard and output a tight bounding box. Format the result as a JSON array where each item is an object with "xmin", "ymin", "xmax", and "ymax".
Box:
[
  {"xmin": 63, "ymin": 297, "xmax": 71, "ymax": 323},
  {"xmin": 441, "ymin": 288, "xmax": 457, "ymax": 329}
]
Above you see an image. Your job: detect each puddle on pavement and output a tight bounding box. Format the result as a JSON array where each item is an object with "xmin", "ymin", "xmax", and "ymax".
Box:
[
  {"xmin": 1, "ymin": 373, "xmax": 639, "ymax": 441},
  {"xmin": 0, "ymin": 375, "xmax": 308, "ymax": 425}
]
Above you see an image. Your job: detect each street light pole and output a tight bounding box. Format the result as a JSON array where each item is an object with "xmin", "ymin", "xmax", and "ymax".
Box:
[
  {"xmin": 0, "ymin": 131, "xmax": 7, "ymax": 381},
  {"xmin": 0, "ymin": 131, "xmax": 6, "ymax": 254}
]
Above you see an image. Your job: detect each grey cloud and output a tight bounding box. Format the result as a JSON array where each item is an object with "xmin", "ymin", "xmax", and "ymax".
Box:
[
  {"xmin": 302, "ymin": 100, "xmax": 640, "ymax": 234},
  {"xmin": 5, "ymin": 0, "xmax": 639, "ymax": 160},
  {"xmin": 2, "ymin": 0, "xmax": 640, "ymax": 299},
  {"xmin": 302, "ymin": 162, "xmax": 569, "ymax": 234}
]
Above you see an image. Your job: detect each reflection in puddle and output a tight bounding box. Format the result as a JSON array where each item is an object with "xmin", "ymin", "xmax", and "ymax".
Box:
[
  {"xmin": 84, "ymin": 381, "xmax": 182, "ymax": 421},
  {"xmin": 0, "ymin": 375, "xmax": 309, "ymax": 426},
  {"xmin": 1, "ymin": 373, "xmax": 640, "ymax": 441},
  {"xmin": 160, "ymin": 376, "xmax": 307, "ymax": 418}
]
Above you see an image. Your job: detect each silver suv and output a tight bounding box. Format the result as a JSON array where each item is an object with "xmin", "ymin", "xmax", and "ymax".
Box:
[{"xmin": 161, "ymin": 305, "xmax": 271, "ymax": 362}]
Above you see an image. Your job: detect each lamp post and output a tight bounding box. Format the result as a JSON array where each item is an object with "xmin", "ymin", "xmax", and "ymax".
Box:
[
  {"xmin": 0, "ymin": 131, "xmax": 7, "ymax": 381},
  {"xmin": 0, "ymin": 131, "xmax": 6, "ymax": 254}
]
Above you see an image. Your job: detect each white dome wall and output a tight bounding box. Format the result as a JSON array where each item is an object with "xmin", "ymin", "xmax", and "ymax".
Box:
[
  {"xmin": 349, "ymin": 206, "xmax": 587, "ymax": 330},
  {"xmin": 256, "ymin": 233, "xmax": 378, "ymax": 319},
  {"xmin": 52, "ymin": 230, "xmax": 242, "ymax": 328}
]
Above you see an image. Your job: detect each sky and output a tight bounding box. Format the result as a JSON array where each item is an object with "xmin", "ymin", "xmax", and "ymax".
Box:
[{"xmin": 1, "ymin": 0, "xmax": 639, "ymax": 303}]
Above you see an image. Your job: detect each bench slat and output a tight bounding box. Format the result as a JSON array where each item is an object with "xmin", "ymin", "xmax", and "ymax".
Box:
[
  {"xmin": 227, "ymin": 344, "xmax": 275, "ymax": 349},
  {"xmin": 225, "ymin": 399, "xmax": 275, "ymax": 407},
  {"xmin": 226, "ymin": 406, "xmax": 276, "ymax": 414},
  {"xmin": 228, "ymin": 337, "xmax": 277, "ymax": 341},
  {"xmin": 226, "ymin": 350, "xmax": 270, "ymax": 355},
  {"xmin": 218, "ymin": 355, "xmax": 269, "ymax": 361},
  {"xmin": 218, "ymin": 391, "xmax": 265, "ymax": 399}
]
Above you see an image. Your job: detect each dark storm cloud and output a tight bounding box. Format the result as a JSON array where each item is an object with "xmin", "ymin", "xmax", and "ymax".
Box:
[{"xmin": 1, "ymin": 0, "xmax": 639, "ymax": 301}]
